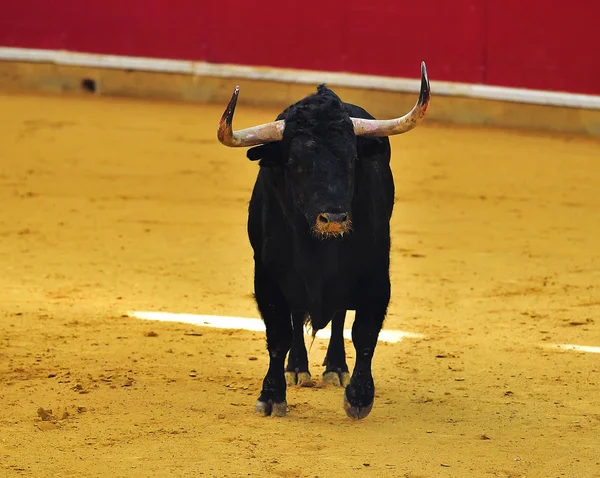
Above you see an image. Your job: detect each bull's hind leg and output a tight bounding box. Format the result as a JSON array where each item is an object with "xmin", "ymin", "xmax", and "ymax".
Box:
[
  {"xmin": 285, "ymin": 311, "xmax": 314, "ymax": 387},
  {"xmin": 344, "ymin": 270, "xmax": 390, "ymax": 419},
  {"xmin": 254, "ymin": 263, "xmax": 292, "ymax": 417},
  {"xmin": 322, "ymin": 310, "xmax": 350, "ymax": 387}
]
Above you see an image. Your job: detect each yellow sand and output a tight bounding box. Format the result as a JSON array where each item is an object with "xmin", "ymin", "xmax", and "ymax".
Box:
[{"xmin": 1, "ymin": 91, "xmax": 599, "ymax": 477}]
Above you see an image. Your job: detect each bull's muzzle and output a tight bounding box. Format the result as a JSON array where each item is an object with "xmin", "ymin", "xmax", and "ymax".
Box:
[{"xmin": 314, "ymin": 212, "xmax": 352, "ymax": 237}]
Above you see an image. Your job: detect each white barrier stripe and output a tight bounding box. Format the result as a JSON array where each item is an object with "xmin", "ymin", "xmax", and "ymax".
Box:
[
  {"xmin": 1, "ymin": 47, "xmax": 600, "ymax": 110},
  {"xmin": 127, "ymin": 311, "xmax": 423, "ymax": 344}
]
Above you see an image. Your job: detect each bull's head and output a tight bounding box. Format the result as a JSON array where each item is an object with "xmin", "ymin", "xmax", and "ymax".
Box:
[{"xmin": 217, "ymin": 62, "xmax": 430, "ymax": 239}]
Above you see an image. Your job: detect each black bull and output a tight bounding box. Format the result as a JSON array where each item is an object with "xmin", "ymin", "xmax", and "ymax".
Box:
[{"xmin": 217, "ymin": 64, "xmax": 430, "ymax": 419}]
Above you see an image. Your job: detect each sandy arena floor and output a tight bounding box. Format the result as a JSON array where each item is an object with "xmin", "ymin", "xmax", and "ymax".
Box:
[{"xmin": 1, "ymin": 90, "xmax": 599, "ymax": 478}]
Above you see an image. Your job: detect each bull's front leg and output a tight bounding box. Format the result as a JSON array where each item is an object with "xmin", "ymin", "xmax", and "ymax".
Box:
[
  {"xmin": 285, "ymin": 311, "xmax": 313, "ymax": 387},
  {"xmin": 322, "ymin": 310, "xmax": 350, "ymax": 387},
  {"xmin": 254, "ymin": 263, "xmax": 292, "ymax": 417},
  {"xmin": 344, "ymin": 270, "xmax": 390, "ymax": 419}
]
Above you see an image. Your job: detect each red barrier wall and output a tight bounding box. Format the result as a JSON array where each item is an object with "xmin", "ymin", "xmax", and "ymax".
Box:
[
  {"xmin": 1, "ymin": 0, "xmax": 598, "ymax": 95},
  {"xmin": 485, "ymin": 1, "xmax": 598, "ymax": 94}
]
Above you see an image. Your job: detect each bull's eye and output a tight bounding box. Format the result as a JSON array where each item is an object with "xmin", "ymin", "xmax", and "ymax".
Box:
[{"xmin": 286, "ymin": 158, "xmax": 309, "ymax": 174}]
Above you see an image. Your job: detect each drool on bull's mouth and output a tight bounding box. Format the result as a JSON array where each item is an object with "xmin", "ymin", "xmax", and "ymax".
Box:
[{"xmin": 311, "ymin": 220, "xmax": 353, "ymax": 239}]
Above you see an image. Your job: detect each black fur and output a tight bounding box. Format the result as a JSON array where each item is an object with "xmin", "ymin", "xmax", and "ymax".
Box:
[{"xmin": 246, "ymin": 85, "xmax": 394, "ymax": 418}]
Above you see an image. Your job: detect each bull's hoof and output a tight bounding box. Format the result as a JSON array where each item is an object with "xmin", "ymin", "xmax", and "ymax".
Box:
[
  {"xmin": 343, "ymin": 390, "xmax": 374, "ymax": 420},
  {"xmin": 284, "ymin": 372, "xmax": 296, "ymax": 387},
  {"xmin": 323, "ymin": 371, "xmax": 351, "ymax": 387},
  {"xmin": 285, "ymin": 371, "xmax": 314, "ymax": 387},
  {"xmin": 272, "ymin": 401, "xmax": 288, "ymax": 416},
  {"xmin": 255, "ymin": 399, "xmax": 288, "ymax": 417}
]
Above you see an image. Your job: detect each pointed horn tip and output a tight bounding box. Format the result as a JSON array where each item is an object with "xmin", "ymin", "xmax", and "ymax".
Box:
[
  {"xmin": 230, "ymin": 85, "xmax": 240, "ymax": 103},
  {"xmin": 420, "ymin": 61, "xmax": 429, "ymax": 85},
  {"xmin": 219, "ymin": 86, "xmax": 240, "ymax": 126},
  {"xmin": 226, "ymin": 86, "xmax": 240, "ymax": 107},
  {"xmin": 419, "ymin": 61, "xmax": 431, "ymax": 105}
]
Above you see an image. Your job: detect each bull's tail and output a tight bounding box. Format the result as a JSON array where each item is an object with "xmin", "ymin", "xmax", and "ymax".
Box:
[
  {"xmin": 302, "ymin": 313, "xmax": 318, "ymax": 353},
  {"xmin": 309, "ymin": 329, "xmax": 317, "ymax": 353}
]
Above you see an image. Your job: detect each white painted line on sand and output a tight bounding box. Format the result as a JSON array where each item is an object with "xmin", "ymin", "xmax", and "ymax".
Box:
[
  {"xmin": 127, "ymin": 310, "xmax": 423, "ymax": 343},
  {"xmin": 547, "ymin": 343, "xmax": 600, "ymax": 354}
]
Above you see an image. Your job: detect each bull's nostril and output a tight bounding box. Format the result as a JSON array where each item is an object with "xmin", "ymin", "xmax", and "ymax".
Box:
[{"xmin": 317, "ymin": 213, "xmax": 350, "ymax": 228}]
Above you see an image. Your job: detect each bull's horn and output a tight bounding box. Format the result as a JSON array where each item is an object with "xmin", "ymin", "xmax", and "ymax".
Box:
[
  {"xmin": 217, "ymin": 62, "xmax": 429, "ymax": 147},
  {"xmin": 217, "ymin": 85, "xmax": 285, "ymax": 147},
  {"xmin": 351, "ymin": 61, "xmax": 430, "ymax": 137}
]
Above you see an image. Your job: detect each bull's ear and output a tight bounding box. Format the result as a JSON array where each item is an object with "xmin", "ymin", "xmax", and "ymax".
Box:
[
  {"xmin": 246, "ymin": 143, "xmax": 282, "ymax": 167},
  {"xmin": 246, "ymin": 145, "xmax": 266, "ymax": 161},
  {"xmin": 356, "ymin": 136, "xmax": 391, "ymax": 161}
]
